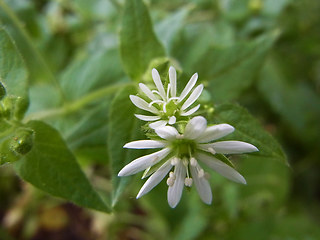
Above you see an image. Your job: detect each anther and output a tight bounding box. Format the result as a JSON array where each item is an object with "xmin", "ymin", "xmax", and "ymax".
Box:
[
  {"xmin": 171, "ymin": 157, "xmax": 179, "ymax": 166},
  {"xmin": 167, "ymin": 177, "xmax": 175, "ymax": 186},
  {"xmin": 184, "ymin": 177, "xmax": 193, "ymax": 187},
  {"xmin": 208, "ymin": 147, "xmax": 216, "ymax": 154},
  {"xmin": 169, "ymin": 171, "xmax": 176, "ymax": 180},
  {"xmin": 182, "ymin": 158, "xmax": 188, "ymax": 167},
  {"xmin": 168, "ymin": 116, "xmax": 176, "ymax": 125},
  {"xmin": 198, "ymin": 169, "xmax": 205, "ymax": 178},
  {"xmin": 190, "ymin": 157, "xmax": 197, "ymax": 166}
]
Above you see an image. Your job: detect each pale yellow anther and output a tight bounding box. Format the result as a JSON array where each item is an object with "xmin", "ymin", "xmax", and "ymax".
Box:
[
  {"xmin": 184, "ymin": 177, "xmax": 193, "ymax": 187},
  {"xmin": 190, "ymin": 157, "xmax": 197, "ymax": 166}
]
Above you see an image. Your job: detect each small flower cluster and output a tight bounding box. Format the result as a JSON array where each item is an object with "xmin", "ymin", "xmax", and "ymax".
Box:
[{"xmin": 118, "ymin": 67, "xmax": 258, "ymax": 208}]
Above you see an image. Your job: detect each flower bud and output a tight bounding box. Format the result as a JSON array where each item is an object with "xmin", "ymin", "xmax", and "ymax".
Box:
[{"xmin": 10, "ymin": 128, "xmax": 34, "ymax": 155}]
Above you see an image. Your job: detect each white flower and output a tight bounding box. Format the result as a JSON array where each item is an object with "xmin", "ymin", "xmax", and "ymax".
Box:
[
  {"xmin": 130, "ymin": 66, "xmax": 203, "ymax": 129},
  {"xmin": 118, "ymin": 116, "xmax": 258, "ymax": 208}
]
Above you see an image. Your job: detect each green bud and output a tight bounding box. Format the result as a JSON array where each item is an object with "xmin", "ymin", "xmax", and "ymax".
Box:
[
  {"xmin": 10, "ymin": 128, "xmax": 34, "ymax": 155},
  {"xmin": 0, "ymin": 95, "xmax": 29, "ymax": 120},
  {"xmin": 0, "ymin": 81, "xmax": 6, "ymax": 100}
]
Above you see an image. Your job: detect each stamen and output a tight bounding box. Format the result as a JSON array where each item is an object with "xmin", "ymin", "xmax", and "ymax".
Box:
[
  {"xmin": 184, "ymin": 177, "xmax": 193, "ymax": 187},
  {"xmin": 182, "ymin": 158, "xmax": 188, "ymax": 167},
  {"xmin": 176, "ymin": 134, "xmax": 183, "ymax": 139},
  {"xmin": 151, "ymin": 90, "xmax": 165, "ymax": 100},
  {"xmin": 208, "ymin": 147, "xmax": 216, "ymax": 155},
  {"xmin": 168, "ymin": 116, "xmax": 176, "ymax": 125},
  {"xmin": 163, "ymin": 102, "xmax": 167, "ymax": 113},
  {"xmin": 171, "ymin": 157, "xmax": 179, "ymax": 166},
  {"xmin": 167, "ymin": 177, "xmax": 175, "ymax": 186},
  {"xmin": 190, "ymin": 157, "xmax": 197, "ymax": 166},
  {"xmin": 148, "ymin": 100, "xmax": 163, "ymax": 107},
  {"xmin": 169, "ymin": 171, "xmax": 176, "ymax": 180},
  {"xmin": 198, "ymin": 169, "xmax": 205, "ymax": 178},
  {"xmin": 167, "ymin": 97, "xmax": 180, "ymax": 102}
]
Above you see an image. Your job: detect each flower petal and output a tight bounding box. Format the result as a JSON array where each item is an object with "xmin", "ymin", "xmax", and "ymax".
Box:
[
  {"xmin": 180, "ymin": 104, "xmax": 200, "ymax": 116},
  {"xmin": 136, "ymin": 161, "xmax": 172, "ymax": 199},
  {"xmin": 118, "ymin": 148, "xmax": 171, "ymax": 176},
  {"xmin": 135, "ymin": 114, "xmax": 161, "ymax": 121},
  {"xmin": 130, "ymin": 95, "xmax": 159, "ymax": 114},
  {"xmin": 169, "ymin": 66, "xmax": 177, "ymax": 97},
  {"xmin": 196, "ymin": 124, "xmax": 234, "ymax": 143},
  {"xmin": 124, "ymin": 140, "xmax": 165, "ymax": 149},
  {"xmin": 167, "ymin": 161, "xmax": 186, "ymax": 208},
  {"xmin": 139, "ymin": 83, "xmax": 158, "ymax": 101},
  {"xmin": 184, "ymin": 116, "xmax": 207, "ymax": 139},
  {"xmin": 181, "ymin": 84, "xmax": 203, "ymax": 111},
  {"xmin": 190, "ymin": 165, "xmax": 212, "ymax": 204},
  {"xmin": 152, "ymin": 68, "xmax": 166, "ymax": 100},
  {"xmin": 155, "ymin": 126, "xmax": 179, "ymax": 140},
  {"xmin": 210, "ymin": 141, "xmax": 259, "ymax": 154},
  {"xmin": 149, "ymin": 120, "xmax": 168, "ymax": 129},
  {"xmin": 178, "ymin": 72, "xmax": 198, "ymax": 102},
  {"xmin": 196, "ymin": 152, "xmax": 246, "ymax": 184}
]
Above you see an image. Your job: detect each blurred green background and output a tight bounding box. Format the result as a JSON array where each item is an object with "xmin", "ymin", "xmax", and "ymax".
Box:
[{"xmin": 0, "ymin": 0, "xmax": 320, "ymax": 239}]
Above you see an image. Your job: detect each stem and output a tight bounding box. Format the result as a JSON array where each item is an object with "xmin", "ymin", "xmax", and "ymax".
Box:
[
  {"xmin": 0, "ymin": 0, "xmax": 65, "ymax": 100},
  {"xmin": 24, "ymin": 83, "xmax": 133, "ymax": 121}
]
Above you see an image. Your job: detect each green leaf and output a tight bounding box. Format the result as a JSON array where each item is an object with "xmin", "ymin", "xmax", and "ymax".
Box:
[
  {"xmin": 13, "ymin": 120, "xmax": 110, "ymax": 212},
  {"xmin": 60, "ymin": 35, "xmax": 125, "ymax": 101},
  {"xmin": 258, "ymin": 59, "xmax": 320, "ymax": 147},
  {"xmin": 214, "ymin": 103, "xmax": 288, "ymax": 165},
  {"xmin": 155, "ymin": 7, "xmax": 190, "ymax": 53},
  {"xmin": 196, "ymin": 33, "xmax": 277, "ymax": 102},
  {"xmin": 119, "ymin": 0, "xmax": 165, "ymax": 81},
  {"xmin": 108, "ymin": 86, "xmax": 142, "ymax": 207},
  {"xmin": 0, "ymin": 27, "xmax": 28, "ymax": 98}
]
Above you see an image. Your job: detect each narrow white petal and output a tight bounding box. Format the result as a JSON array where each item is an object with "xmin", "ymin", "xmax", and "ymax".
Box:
[
  {"xmin": 139, "ymin": 83, "xmax": 157, "ymax": 101},
  {"xmin": 169, "ymin": 66, "xmax": 177, "ymax": 97},
  {"xmin": 190, "ymin": 165, "xmax": 212, "ymax": 204},
  {"xmin": 130, "ymin": 95, "xmax": 159, "ymax": 114},
  {"xmin": 180, "ymin": 104, "xmax": 200, "ymax": 116},
  {"xmin": 124, "ymin": 140, "xmax": 165, "ymax": 149},
  {"xmin": 137, "ymin": 161, "xmax": 172, "ymax": 198},
  {"xmin": 167, "ymin": 161, "xmax": 186, "ymax": 208},
  {"xmin": 178, "ymin": 72, "xmax": 198, "ymax": 102},
  {"xmin": 196, "ymin": 152, "xmax": 246, "ymax": 184},
  {"xmin": 184, "ymin": 116, "xmax": 207, "ymax": 139},
  {"xmin": 118, "ymin": 148, "xmax": 171, "ymax": 176},
  {"xmin": 155, "ymin": 126, "xmax": 179, "ymax": 140},
  {"xmin": 149, "ymin": 120, "xmax": 168, "ymax": 129},
  {"xmin": 152, "ymin": 68, "xmax": 166, "ymax": 100},
  {"xmin": 210, "ymin": 141, "xmax": 259, "ymax": 154},
  {"xmin": 196, "ymin": 124, "xmax": 234, "ymax": 143},
  {"xmin": 181, "ymin": 84, "xmax": 203, "ymax": 110},
  {"xmin": 134, "ymin": 114, "xmax": 161, "ymax": 121}
]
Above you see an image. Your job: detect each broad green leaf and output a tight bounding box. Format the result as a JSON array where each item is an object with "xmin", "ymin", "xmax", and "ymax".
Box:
[
  {"xmin": 214, "ymin": 103, "xmax": 287, "ymax": 165},
  {"xmin": 0, "ymin": 27, "xmax": 28, "ymax": 97},
  {"xmin": 258, "ymin": 60, "xmax": 320, "ymax": 147},
  {"xmin": 197, "ymin": 34, "xmax": 277, "ymax": 102},
  {"xmin": 108, "ymin": 86, "xmax": 143, "ymax": 207},
  {"xmin": 0, "ymin": 2, "xmax": 59, "ymax": 89},
  {"xmin": 60, "ymin": 34, "xmax": 125, "ymax": 100},
  {"xmin": 120, "ymin": 0, "xmax": 165, "ymax": 81},
  {"xmin": 13, "ymin": 120, "xmax": 110, "ymax": 212},
  {"xmin": 155, "ymin": 7, "xmax": 190, "ymax": 54}
]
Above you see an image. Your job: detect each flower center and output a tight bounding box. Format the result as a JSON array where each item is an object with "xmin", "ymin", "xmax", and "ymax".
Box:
[{"xmin": 171, "ymin": 139, "xmax": 197, "ymax": 159}]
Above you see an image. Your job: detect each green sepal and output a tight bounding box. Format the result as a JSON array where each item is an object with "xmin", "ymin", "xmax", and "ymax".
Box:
[{"xmin": 214, "ymin": 153, "xmax": 235, "ymax": 168}]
